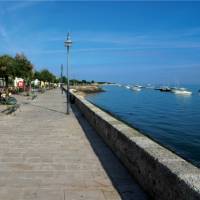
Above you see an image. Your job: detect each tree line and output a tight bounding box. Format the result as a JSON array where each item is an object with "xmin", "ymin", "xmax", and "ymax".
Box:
[
  {"xmin": 0, "ymin": 54, "xmax": 33, "ymax": 87},
  {"xmin": 0, "ymin": 53, "xmax": 104, "ymax": 88},
  {"xmin": 0, "ymin": 53, "xmax": 59, "ymax": 87},
  {"xmin": 34, "ymin": 69, "xmax": 58, "ymax": 84}
]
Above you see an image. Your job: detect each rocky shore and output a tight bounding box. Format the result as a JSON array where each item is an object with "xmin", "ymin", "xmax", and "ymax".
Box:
[{"xmin": 71, "ymin": 85, "xmax": 104, "ymax": 97}]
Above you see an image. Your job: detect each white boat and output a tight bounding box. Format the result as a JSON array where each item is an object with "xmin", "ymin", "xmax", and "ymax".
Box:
[
  {"xmin": 125, "ymin": 85, "xmax": 131, "ymax": 89},
  {"xmin": 135, "ymin": 85, "xmax": 143, "ymax": 88},
  {"xmin": 172, "ymin": 88, "xmax": 192, "ymax": 95},
  {"xmin": 132, "ymin": 86, "xmax": 141, "ymax": 91}
]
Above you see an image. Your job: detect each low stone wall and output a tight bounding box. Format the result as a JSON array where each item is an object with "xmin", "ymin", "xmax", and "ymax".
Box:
[{"xmin": 70, "ymin": 91, "xmax": 200, "ymax": 200}]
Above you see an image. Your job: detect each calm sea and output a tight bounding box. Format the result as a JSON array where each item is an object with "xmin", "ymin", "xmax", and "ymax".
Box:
[{"xmin": 86, "ymin": 85, "xmax": 200, "ymax": 167}]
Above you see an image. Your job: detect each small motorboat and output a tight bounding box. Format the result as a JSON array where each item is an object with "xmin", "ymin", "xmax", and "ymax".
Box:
[
  {"xmin": 132, "ymin": 86, "xmax": 141, "ymax": 91},
  {"xmin": 125, "ymin": 85, "xmax": 131, "ymax": 89},
  {"xmin": 171, "ymin": 88, "xmax": 192, "ymax": 95},
  {"xmin": 131, "ymin": 86, "xmax": 141, "ymax": 92},
  {"xmin": 158, "ymin": 86, "xmax": 171, "ymax": 92}
]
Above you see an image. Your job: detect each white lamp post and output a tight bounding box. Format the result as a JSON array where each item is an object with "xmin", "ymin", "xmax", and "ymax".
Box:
[{"xmin": 64, "ymin": 32, "xmax": 72, "ymax": 115}]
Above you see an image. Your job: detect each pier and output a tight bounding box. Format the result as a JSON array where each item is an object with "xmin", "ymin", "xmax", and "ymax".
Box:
[{"xmin": 0, "ymin": 89, "xmax": 147, "ymax": 200}]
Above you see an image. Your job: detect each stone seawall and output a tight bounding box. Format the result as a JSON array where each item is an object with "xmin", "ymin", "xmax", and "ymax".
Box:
[{"xmin": 70, "ymin": 91, "xmax": 200, "ymax": 200}]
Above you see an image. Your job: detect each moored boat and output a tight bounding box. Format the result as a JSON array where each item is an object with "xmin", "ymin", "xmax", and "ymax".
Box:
[
  {"xmin": 135, "ymin": 85, "xmax": 143, "ymax": 88},
  {"xmin": 171, "ymin": 87, "xmax": 192, "ymax": 95},
  {"xmin": 125, "ymin": 85, "xmax": 131, "ymax": 89},
  {"xmin": 132, "ymin": 86, "xmax": 141, "ymax": 91},
  {"xmin": 158, "ymin": 86, "xmax": 171, "ymax": 92}
]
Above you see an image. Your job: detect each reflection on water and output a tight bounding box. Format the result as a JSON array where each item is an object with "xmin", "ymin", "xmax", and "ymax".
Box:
[{"xmin": 87, "ymin": 85, "xmax": 200, "ymax": 167}]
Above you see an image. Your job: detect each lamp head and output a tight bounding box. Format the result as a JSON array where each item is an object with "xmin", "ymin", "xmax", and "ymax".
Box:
[{"xmin": 64, "ymin": 32, "xmax": 72, "ymax": 47}]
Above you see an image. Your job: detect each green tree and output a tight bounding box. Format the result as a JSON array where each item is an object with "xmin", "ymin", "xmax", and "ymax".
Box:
[
  {"xmin": 14, "ymin": 53, "xmax": 33, "ymax": 85},
  {"xmin": 40, "ymin": 69, "xmax": 55, "ymax": 83},
  {"xmin": 82, "ymin": 80, "xmax": 87, "ymax": 84},
  {"xmin": 54, "ymin": 77, "xmax": 59, "ymax": 84},
  {"xmin": 33, "ymin": 71, "xmax": 41, "ymax": 80},
  {"xmin": 0, "ymin": 55, "xmax": 15, "ymax": 87},
  {"xmin": 59, "ymin": 76, "xmax": 68, "ymax": 84}
]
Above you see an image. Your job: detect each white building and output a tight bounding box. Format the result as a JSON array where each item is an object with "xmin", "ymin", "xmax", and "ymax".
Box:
[{"xmin": 14, "ymin": 77, "xmax": 24, "ymax": 87}]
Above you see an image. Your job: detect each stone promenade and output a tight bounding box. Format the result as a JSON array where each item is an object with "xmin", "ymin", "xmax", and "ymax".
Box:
[{"xmin": 0, "ymin": 89, "xmax": 147, "ymax": 200}]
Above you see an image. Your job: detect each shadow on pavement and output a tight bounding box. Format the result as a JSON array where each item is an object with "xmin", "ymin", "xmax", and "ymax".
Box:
[{"xmin": 71, "ymin": 104, "xmax": 149, "ymax": 200}]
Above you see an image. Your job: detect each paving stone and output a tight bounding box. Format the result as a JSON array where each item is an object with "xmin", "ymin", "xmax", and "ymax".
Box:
[{"xmin": 0, "ymin": 89, "xmax": 148, "ymax": 200}]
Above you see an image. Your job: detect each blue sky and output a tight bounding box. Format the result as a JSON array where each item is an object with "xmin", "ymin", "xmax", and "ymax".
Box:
[{"xmin": 0, "ymin": 1, "xmax": 200, "ymax": 84}]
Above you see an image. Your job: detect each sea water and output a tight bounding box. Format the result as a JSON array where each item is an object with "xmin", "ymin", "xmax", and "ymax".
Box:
[{"xmin": 86, "ymin": 85, "xmax": 200, "ymax": 167}]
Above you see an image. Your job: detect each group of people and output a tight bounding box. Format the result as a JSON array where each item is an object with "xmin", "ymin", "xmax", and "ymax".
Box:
[{"xmin": 0, "ymin": 88, "xmax": 12, "ymax": 100}]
